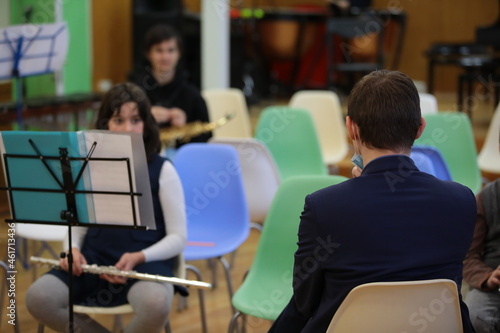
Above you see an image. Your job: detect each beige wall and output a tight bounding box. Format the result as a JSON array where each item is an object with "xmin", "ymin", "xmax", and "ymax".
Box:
[
  {"xmin": 92, "ymin": 0, "xmax": 132, "ymax": 91},
  {"xmin": 372, "ymin": 0, "xmax": 499, "ymax": 91}
]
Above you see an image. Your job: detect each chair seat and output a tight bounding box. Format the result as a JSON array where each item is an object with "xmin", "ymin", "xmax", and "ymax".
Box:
[
  {"xmin": 425, "ymin": 43, "xmax": 489, "ymax": 60},
  {"xmin": 73, "ymin": 304, "xmax": 133, "ymax": 315},
  {"xmin": 232, "ymin": 279, "xmax": 292, "ymax": 320},
  {"xmin": 184, "ymin": 230, "xmax": 249, "ymax": 261},
  {"xmin": 16, "ymin": 224, "xmax": 67, "ymax": 242},
  {"xmin": 458, "ymin": 55, "xmax": 495, "ymax": 68},
  {"xmin": 335, "ymin": 62, "xmax": 381, "ymax": 72}
]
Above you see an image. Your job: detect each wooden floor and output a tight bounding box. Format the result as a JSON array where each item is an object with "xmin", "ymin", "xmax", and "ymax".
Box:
[{"xmin": 0, "ymin": 91, "xmax": 498, "ymax": 333}]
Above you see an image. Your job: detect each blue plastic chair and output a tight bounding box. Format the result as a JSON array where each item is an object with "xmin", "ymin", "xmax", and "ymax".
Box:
[
  {"xmin": 410, "ymin": 145, "xmax": 453, "ymax": 181},
  {"xmin": 173, "ymin": 143, "xmax": 250, "ymax": 320}
]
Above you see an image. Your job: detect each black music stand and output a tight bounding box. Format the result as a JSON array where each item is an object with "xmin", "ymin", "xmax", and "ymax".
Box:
[
  {"xmin": 0, "ymin": 130, "xmax": 155, "ymax": 333},
  {"xmin": 0, "ymin": 23, "xmax": 68, "ymax": 130}
]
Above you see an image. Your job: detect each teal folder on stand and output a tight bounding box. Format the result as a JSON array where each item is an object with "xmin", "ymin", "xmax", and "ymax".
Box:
[{"xmin": 0, "ymin": 130, "xmax": 155, "ymax": 230}]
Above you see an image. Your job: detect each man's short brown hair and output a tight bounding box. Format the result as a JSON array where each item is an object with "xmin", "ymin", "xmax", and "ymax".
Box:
[{"xmin": 347, "ymin": 70, "xmax": 421, "ymax": 152}]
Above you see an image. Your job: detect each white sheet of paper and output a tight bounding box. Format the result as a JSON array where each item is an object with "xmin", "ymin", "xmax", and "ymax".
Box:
[
  {"xmin": 0, "ymin": 22, "xmax": 68, "ymax": 79},
  {"xmin": 77, "ymin": 131, "xmax": 155, "ymax": 229}
]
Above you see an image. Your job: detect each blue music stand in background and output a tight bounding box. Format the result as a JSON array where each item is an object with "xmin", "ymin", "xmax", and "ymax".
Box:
[{"xmin": 0, "ymin": 23, "xmax": 68, "ymax": 129}]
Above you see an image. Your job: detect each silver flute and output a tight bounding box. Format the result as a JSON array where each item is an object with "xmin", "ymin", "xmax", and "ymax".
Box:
[{"xmin": 30, "ymin": 256, "xmax": 212, "ymax": 290}]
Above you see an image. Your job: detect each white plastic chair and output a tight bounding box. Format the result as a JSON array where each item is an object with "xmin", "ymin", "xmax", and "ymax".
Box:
[
  {"xmin": 326, "ymin": 279, "xmax": 463, "ymax": 333},
  {"xmin": 210, "ymin": 138, "xmax": 281, "ymax": 227},
  {"xmin": 419, "ymin": 92, "xmax": 439, "ymax": 115},
  {"xmin": 16, "ymin": 224, "xmax": 67, "ymax": 280},
  {"xmin": 478, "ymin": 102, "xmax": 500, "ymax": 174},
  {"xmin": 289, "ymin": 90, "xmax": 348, "ymax": 166},
  {"xmin": 202, "ymin": 88, "xmax": 252, "ymax": 138}
]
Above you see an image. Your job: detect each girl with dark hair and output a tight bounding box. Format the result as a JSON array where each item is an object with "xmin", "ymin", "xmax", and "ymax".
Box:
[
  {"xmin": 26, "ymin": 83, "xmax": 187, "ymax": 333},
  {"xmin": 95, "ymin": 82, "xmax": 161, "ymax": 161},
  {"xmin": 131, "ymin": 24, "xmax": 211, "ymax": 150}
]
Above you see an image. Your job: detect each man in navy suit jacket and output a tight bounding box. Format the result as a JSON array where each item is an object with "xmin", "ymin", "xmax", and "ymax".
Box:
[{"xmin": 269, "ymin": 70, "xmax": 477, "ymax": 333}]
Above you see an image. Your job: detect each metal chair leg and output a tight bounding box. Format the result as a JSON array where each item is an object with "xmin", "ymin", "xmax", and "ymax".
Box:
[
  {"xmin": 228, "ymin": 311, "xmax": 242, "ymax": 333},
  {"xmin": 112, "ymin": 314, "xmax": 124, "ymax": 333},
  {"xmin": 250, "ymin": 222, "xmax": 263, "ymax": 232},
  {"xmin": 467, "ymin": 74, "xmax": 474, "ymax": 118},
  {"xmin": 208, "ymin": 258, "xmax": 218, "ymax": 289},
  {"xmin": 165, "ymin": 319, "xmax": 172, "ymax": 333},
  {"xmin": 218, "ymin": 256, "xmax": 235, "ymax": 313},
  {"xmin": 186, "ymin": 264, "xmax": 208, "ymax": 333},
  {"xmin": 458, "ymin": 74, "xmax": 464, "ymax": 112},
  {"xmin": 229, "ymin": 250, "xmax": 238, "ymax": 269}
]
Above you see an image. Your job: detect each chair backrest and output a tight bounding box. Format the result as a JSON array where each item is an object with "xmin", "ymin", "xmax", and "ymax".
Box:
[
  {"xmin": 232, "ymin": 175, "xmax": 348, "ymax": 320},
  {"xmin": 15, "ymin": 224, "xmax": 67, "ymax": 269},
  {"xmin": 414, "ymin": 112, "xmax": 482, "ymax": 193},
  {"xmin": 478, "ymin": 102, "xmax": 500, "ymax": 174},
  {"xmin": 254, "ymin": 106, "xmax": 327, "ymax": 180},
  {"xmin": 410, "ymin": 150, "xmax": 437, "ymax": 177},
  {"xmin": 209, "ymin": 137, "xmax": 281, "ymax": 224},
  {"xmin": 419, "ymin": 93, "xmax": 438, "ymax": 115},
  {"xmin": 173, "ymin": 143, "xmax": 250, "ymax": 248},
  {"xmin": 16, "ymin": 224, "xmax": 67, "ymax": 242},
  {"xmin": 202, "ymin": 88, "xmax": 252, "ymax": 138},
  {"xmin": 326, "ymin": 279, "xmax": 463, "ymax": 333},
  {"xmin": 289, "ymin": 90, "xmax": 348, "ymax": 165},
  {"xmin": 411, "ymin": 145, "xmax": 453, "ymax": 181}
]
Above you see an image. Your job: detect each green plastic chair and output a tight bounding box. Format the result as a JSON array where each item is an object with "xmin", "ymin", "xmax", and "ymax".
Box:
[
  {"xmin": 228, "ymin": 175, "xmax": 348, "ymax": 332},
  {"xmin": 414, "ymin": 112, "xmax": 482, "ymax": 194},
  {"xmin": 254, "ymin": 107, "xmax": 328, "ymax": 180}
]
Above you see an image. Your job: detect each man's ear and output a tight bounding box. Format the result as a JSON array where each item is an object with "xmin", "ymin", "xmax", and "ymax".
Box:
[
  {"xmin": 415, "ymin": 117, "xmax": 426, "ymax": 140},
  {"xmin": 346, "ymin": 116, "xmax": 359, "ymax": 141}
]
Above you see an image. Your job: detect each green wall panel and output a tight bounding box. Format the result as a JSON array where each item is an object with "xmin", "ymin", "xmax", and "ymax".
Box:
[
  {"xmin": 9, "ymin": 0, "xmax": 91, "ymax": 98},
  {"xmin": 63, "ymin": 1, "xmax": 91, "ymax": 94}
]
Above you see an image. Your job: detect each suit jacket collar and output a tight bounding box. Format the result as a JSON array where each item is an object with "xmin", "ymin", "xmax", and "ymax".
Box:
[{"xmin": 361, "ymin": 155, "xmax": 418, "ymax": 175}]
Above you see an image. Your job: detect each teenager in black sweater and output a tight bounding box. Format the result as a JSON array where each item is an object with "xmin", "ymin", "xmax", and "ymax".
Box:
[{"xmin": 131, "ymin": 24, "xmax": 211, "ymax": 149}]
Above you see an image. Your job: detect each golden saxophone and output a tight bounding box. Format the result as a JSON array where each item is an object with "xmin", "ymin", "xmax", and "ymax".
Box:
[
  {"xmin": 160, "ymin": 113, "xmax": 234, "ymax": 146},
  {"xmin": 30, "ymin": 256, "xmax": 212, "ymax": 290}
]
